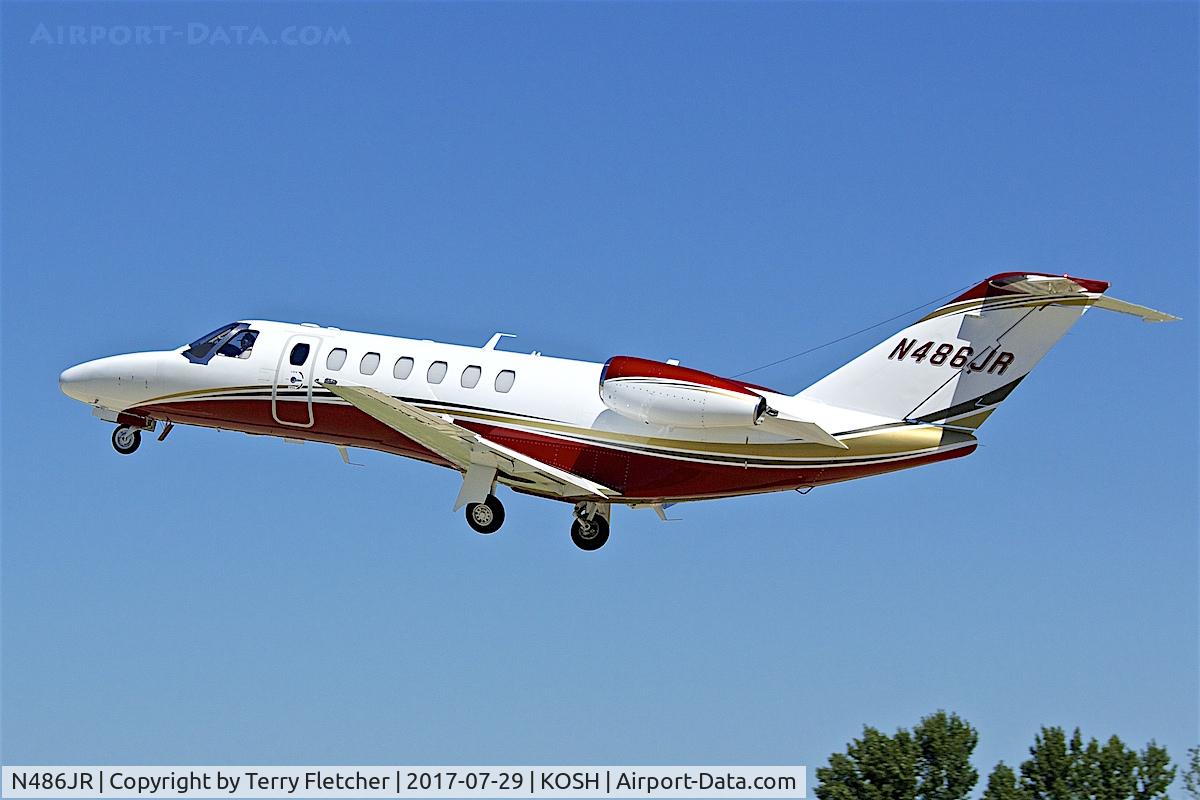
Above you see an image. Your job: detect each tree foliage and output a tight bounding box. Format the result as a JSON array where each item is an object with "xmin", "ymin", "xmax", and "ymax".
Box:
[
  {"xmin": 816, "ymin": 714, "xmax": 1177, "ymax": 800},
  {"xmin": 1133, "ymin": 741, "xmax": 1175, "ymax": 800},
  {"xmin": 914, "ymin": 711, "xmax": 979, "ymax": 800},
  {"xmin": 1016, "ymin": 727, "xmax": 1173, "ymax": 800},
  {"xmin": 814, "ymin": 711, "xmax": 976, "ymax": 800},
  {"xmin": 982, "ymin": 763, "xmax": 1023, "ymax": 800},
  {"xmin": 1184, "ymin": 746, "xmax": 1200, "ymax": 800}
]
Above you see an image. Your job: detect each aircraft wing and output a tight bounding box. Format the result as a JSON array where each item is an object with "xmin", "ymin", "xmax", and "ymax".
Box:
[{"xmin": 321, "ymin": 382, "xmax": 615, "ymax": 506}]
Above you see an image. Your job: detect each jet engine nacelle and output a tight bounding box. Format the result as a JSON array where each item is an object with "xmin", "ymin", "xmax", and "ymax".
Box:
[{"xmin": 598, "ymin": 356, "xmax": 768, "ymax": 429}]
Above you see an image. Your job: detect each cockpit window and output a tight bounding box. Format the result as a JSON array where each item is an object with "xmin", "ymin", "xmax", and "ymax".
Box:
[
  {"xmin": 218, "ymin": 330, "xmax": 258, "ymax": 359},
  {"xmin": 183, "ymin": 322, "xmax": 252, "ymax": 365}
]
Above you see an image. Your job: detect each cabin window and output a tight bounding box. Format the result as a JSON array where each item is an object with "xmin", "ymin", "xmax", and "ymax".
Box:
[
  {"xmin": 327, "ymin": 348, "xmax": 347, "ymax": 370},
  {"xmin": 360, "ymin": 352, "xmax": 381, "ymax": 375},
  {"xmin": 289, "ymin": 343, "xmax": 310, "ymax": 366},
  {"xmin": 495, "ymin": 370, "xmax": 516, "ymax": 393},
  {"xmin": 393, "ymin": 357, "xmax": 414, "ymax": 380},
  {"xmin": 427, "ymin": 361, "xmax": 448, "ymax": 384},
  {"xmin": 461, "ymin": 365, "xmax": 482, "ymax": 389}
]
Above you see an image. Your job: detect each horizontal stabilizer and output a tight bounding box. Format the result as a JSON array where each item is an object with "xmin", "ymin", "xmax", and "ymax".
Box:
[
  {"xmin": 1092, "ymin": 295, "xmax": 1180, "ymax": 323},
  {"xmin": 992, "ymin": 274, "xmax": 1179, "ymax": 322}
]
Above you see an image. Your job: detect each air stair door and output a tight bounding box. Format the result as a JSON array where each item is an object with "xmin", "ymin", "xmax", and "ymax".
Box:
[{"xmin": 273, "ymin": 334, "xmax": 321, "ymax": 427}]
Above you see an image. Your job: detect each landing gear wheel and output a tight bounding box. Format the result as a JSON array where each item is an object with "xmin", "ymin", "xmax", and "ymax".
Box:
[
  {"xmin": 571, "ymin": 515, "xmax": 610, "ymax": 551},
  {"xmin": 111, "ymin": 426, "xmax": 141, "ymax": 455},
  {"xmin": 465, "ymin": 494, "xmax": 505, "ymax": 534}
]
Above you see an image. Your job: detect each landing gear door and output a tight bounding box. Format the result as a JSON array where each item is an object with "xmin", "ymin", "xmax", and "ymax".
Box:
[{"xmin": 273, "ymin": 334, "xmax": 322, "ymax": 427}]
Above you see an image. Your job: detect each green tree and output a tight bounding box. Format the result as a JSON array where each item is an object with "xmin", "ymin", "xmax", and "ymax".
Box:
[
  {"xmin": 814, "ymin": 711, "xmax": 977, "ymax": 800},
  {"xmin": 818, "ymin": 717, "xmax": 1173, "ymax": 800},
  {"xmin": 981, "ymin": 763, "xmax": 1023, "ymax": 800},
  {"xmin": 914, "ymin": 711, "xmax": 978, "ymax": 800},
  {"xmin": 1133, "ymin": 741, "xmax": 1174, "ymax": 800},
  {"xmin": 1019, "ymin": 727, "xmax": 1074, "ymax": 800},
  {"xmin": 1082, "ymin": 734, "xmax": 1138, "ymax": 800},
  {"xmin": 814, "ymin": 725, "xmax": 919, "ymax": 800},
  {"xmin": 1015, "ymin": 727, "xmax": 1172, "ymax": 800},
  {"xmin": 1184, "ymin": 746, "xmax": 1200, "ymax": 799}
]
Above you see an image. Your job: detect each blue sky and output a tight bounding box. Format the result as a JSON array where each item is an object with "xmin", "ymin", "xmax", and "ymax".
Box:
[{"xmin": 2, "ymin": 0, "xmax": 1196, "ymax": 792}]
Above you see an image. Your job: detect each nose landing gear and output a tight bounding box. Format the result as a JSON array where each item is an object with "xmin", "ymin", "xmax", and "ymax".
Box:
[
  {"xmin": 111, "ymin": 425, "xmax": 142, "ymax": 455},
  {"xmin": 571, "ymin": 502, "xmax": 610, "ymax": 551}
]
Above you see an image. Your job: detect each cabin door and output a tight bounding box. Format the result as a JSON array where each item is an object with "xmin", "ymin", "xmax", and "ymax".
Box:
[{"xmin": 273, "ymin": 334, "xmax": 322, "ymax": 428}]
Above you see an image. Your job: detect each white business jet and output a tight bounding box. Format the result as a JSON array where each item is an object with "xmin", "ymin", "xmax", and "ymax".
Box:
[{"xmin": 60, "ymin": 273, "xmax": 1176, "ymax": 550}]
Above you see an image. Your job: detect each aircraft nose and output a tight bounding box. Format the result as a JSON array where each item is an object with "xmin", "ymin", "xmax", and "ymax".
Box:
[
  {"xmin": 59, "ymin": 361, "xmax": 100, "ymax": 402},
  {"xmin": 59, "ymin": 353, "xmax": 161, "ymax": 406}
]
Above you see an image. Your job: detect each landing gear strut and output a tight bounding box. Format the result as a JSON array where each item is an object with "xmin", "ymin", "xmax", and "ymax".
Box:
[
  {"xmin": 465, "ymin": 494, "xmax": 505, "ymax": 534},
  {"xmin": 111, "ymin": 425, "xmax": 141, "ymax": 455},
  {"xmin": 570, "ymin": 502, "xmax": 610, "ymax": 551}
]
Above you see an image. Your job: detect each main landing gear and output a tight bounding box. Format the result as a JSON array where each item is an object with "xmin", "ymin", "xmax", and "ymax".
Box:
[
  {"xmin": 465, "ymin": 494, "xmax": 505, "ymax": 534},
  {"xmin": 461, "ymin": 495, "xmax": 613, "ymax": 551},
  {"xmin": 571, "ymin": 502, "xmax": 610, "ymax": 551}
]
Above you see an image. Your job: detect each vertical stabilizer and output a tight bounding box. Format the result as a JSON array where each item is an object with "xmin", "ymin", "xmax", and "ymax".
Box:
[{"xmin": 798, "ymin": 273, "xmax": 1177, "ymax": 429}]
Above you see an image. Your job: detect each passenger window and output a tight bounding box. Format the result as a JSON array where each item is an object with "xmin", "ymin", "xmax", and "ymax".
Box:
[
  {"xmin": 289, "ymin": 343, "xmax": 310, "ymax": 366},
  {"xmin": 495, "ymin": 370, "xmax": 516, "ymax": 393},
  {"xmin": 461, "ymin": 365, "xmax": 481, "ymax": 389},
  {"xmin": 427, "ymin": 361, "xmax": 448, "ymax": 384},
  {"xmin": 327, "ymin": 348, "xmax": 347, "ymax": 370},
  {"xmin": 360, "ymin": 352, "xmax": 381, "ymax": 375},
  {"xmin": 393, "ymin": 357, "xmax": 414, "ymax": 380}
]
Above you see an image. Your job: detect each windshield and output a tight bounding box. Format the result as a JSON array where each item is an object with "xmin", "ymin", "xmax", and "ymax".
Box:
[{"xmin": 183, "ymin": 322, "xmax": 255, "ymax": 364}]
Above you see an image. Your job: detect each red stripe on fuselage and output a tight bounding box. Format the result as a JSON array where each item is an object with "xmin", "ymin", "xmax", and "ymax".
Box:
[
  {"xmin": 131, "ymin": 397, "xmax": 976, "ymax": 502},
  {"xmin": 136, "ymin": 398, "xmax": 453, "ymax": 467}
]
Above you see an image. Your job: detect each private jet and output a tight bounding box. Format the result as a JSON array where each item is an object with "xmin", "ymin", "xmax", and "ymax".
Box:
[{"xmin": 59, "ymin": 273, "xmax": 1177, "ymax": 550}]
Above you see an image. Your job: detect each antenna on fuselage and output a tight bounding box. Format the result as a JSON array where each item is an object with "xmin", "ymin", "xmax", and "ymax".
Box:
[{"xmin": 483, "ymin": 332, "xmax": 516, "ymax": 350}]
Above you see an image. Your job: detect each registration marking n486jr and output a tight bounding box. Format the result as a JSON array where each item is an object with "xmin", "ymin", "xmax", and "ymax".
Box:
[{"xmin": 888, "ymin": 338, "xmax": 1015, "ymax": 375}]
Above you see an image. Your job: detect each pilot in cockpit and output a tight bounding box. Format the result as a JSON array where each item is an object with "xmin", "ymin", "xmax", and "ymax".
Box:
[{"xmin": 218, "ymin": 330, "xmax": 258, "ymax": 359}]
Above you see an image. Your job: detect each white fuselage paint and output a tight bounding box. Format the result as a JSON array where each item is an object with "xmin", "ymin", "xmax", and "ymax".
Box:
[{"xmin": 61, "ymin": 319, "xmax": 899, "ymax": 452}]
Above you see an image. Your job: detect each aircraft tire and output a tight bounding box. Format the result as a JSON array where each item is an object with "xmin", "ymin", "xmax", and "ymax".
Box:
[
  {"xmin": 466, "ymin": 494, "xmax": 505, "ymax": 534},
  {"xmin": 112, "ymin": 426, "xmax": 141, "ymax": 455},
  {"xmin": 570, "ymin": 515, "xmax": 609, "ymax": 551}
]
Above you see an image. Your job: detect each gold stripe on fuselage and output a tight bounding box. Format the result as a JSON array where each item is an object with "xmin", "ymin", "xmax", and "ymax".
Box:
[
  {"xmin": 145, "ymin": 387, "xmax": 974, "ymax": 467},
  {"xmin": 443, "ymin": 407, "xmax": 974, "ymax": 463}
]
